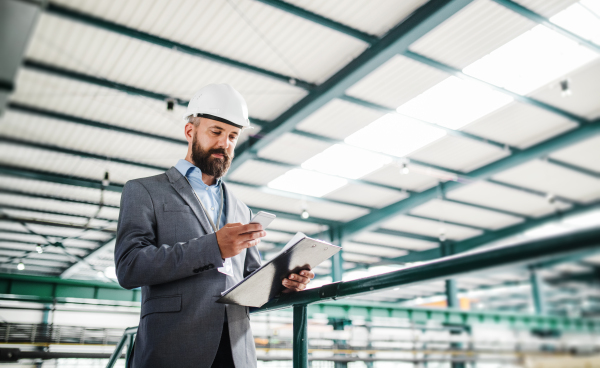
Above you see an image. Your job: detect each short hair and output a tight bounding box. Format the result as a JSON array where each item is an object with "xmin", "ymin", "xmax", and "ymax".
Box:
[{"xmin": 187, "ymin": 115, "xmax": 201, "ymax": 126}]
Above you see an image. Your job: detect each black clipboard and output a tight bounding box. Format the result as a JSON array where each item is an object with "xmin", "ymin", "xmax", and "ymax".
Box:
[{"xmin": 217, "ymin": 234, "xmax": 341, "ymax": 307}]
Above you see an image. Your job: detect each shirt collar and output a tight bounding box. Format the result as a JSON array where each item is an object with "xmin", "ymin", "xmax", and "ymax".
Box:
[{"xmin": 174, "ymin": 159, "xmax": 222, "ymax": 186}]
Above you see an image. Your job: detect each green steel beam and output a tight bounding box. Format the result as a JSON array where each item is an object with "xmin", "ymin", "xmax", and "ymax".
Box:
[
  {"xmin": 0, "ymin": 164, "xmax": 123, "ymax": 193},
  {"xmin": 530, "ymin": 269, "xmax": 547, "ymax": 315},
  {"xmin": 257, "ymin": 0, "xmax": 589, "ymax": 125},
  {"xmin": 372, "ymin": 228, "xmax": 441, "ymax": 244},
  {"xmin": 0, "ymin": 218, "xmax": 114, "ymax": 234},
  {"xmin": 0, "ymin": 188, "xmax": 119, "ymax": 209},
  {"xmin": 402, "ymin": 50, "xmax": 589, "ymax": 124},
  {"xmin": 492, "ymin": 0, "xmax": 600, "ymax": 55},
  {"xmin": 256, "ymin": 0, "xmax": 378, "ymax": 44},
  {"xmin": 0, "ymin": 273, "xmax": 140, "ymax": 303},
  {"xmin": 341, "ymin": 120, "xmax": 600, "ymax": 240},
  {"xmin": 22, "ymin": 60, "xmax": 269, "ymax": 127},
  {"xmin": 8, "ymin": 103, "xmax": 187, "ymax": 146},
  {"xmin": 293, "ymin": 304, "xmax": 309, "ymax": 368},
  {"xmin": 229, "ymin": 0, "xmax": 475, "ymax": 173},
  {"xmin": 257, "ymin": 226, "xmax": 600, "ymax": 317},
  {"xmin": 0, "ymin": 203, "xmax": 116, "ymax": 224},
  {"xmin": 546, "ymin": 157, "xmax": 599, "ymax": 179},
  {"xmin": 45, "ymin": 3, "xmax": 315, "ymax": 91},
  {"xmin": 3, "ymin": 273, "xmax": 598, "ymax": 332},
  {"xmin": 379, "ymin": 205, "xmax": 599, "ymax": 267}
]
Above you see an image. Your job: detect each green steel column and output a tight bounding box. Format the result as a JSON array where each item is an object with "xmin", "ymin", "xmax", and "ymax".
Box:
[
  {"xmin": 445, "ymin": 279, "xmax": 459, "ymax": 308},
  {"xmin": 531, "ymin": 269, "xmax": 546, "ymax": 315},
  {"xmin": 330, "ymin": 227, "xmax": 344, "ymax": 282},
  {"xmin": 293, "ymin": 304, "xmax": 308, "ymax": 368}
]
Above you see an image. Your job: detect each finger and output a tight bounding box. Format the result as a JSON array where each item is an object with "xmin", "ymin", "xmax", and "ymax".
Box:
[
  {"xmin": 282, "ymin": 278, "xmax": 305, "ymax": 291},
  {"xmin": 288, "ymin": 273, "xmax": 310, "ymax": 285},
  {"xmin": 245, "ymin": 239, "xmax": 260, "ymax": 248},
  {"xmin": 299, "ymin": 270, "xmax": 315, "ymax": 279},
  {"xmin": 241, "ymin": 231, "xmax": 266, "ymax": 242},
  {"xmin": 224, "ymin": 222, "xmax": 243, "ymax": 228},
  {"xmin": 240, "ymin": 223, "xmax": 264, "ymax": 234}
]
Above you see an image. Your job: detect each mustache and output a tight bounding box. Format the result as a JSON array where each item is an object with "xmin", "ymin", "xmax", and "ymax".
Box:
[{"xmin": 208, "ymin": 148, "xmax": 231, "ymax": 160}]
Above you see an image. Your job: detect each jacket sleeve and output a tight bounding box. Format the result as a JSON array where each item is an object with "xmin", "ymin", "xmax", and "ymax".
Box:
[
  {"xmin": 114, "ymin": 180, "xmax": 224, "ymax": 290},
  {"xmin": 243, "ymin": 208, "xmax": 262, "ymax": 277}
]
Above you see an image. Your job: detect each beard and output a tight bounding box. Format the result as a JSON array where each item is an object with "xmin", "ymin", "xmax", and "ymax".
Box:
[{"xmin": 190, "ymin": 136, "xmax": 233, "ymax": 179}]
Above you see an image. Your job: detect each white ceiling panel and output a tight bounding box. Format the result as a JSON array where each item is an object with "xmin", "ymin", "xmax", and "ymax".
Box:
[
  {"xmin": 550, "ymin": 135, "xmax": 600, "ymax": 174},
  {"xmin": 0, "ymin": 110, "xmax": 186, "ymax": 170},
  {"xmin": 362, "ymin": 163, "xmax": 442, "ymax": 192},
  {"xmin": 381, "ymin": 215, "xmax": 483, "ymax": 241},
  {"xmin": 446, "ymin": 181, "xmax": 572, "ymax": 218},
  {"xmin": 409, "ymin": 136, "xmax": 511, "ymax": 172},
  {"xmin": 324, "ymin": 183, "xmax": 408, "ymax": 209},
  {"xmin": 11, "ymin": 69, "xmax": 186, "ymax": 142},
  {"xmin": 263, "ymin": 230, "xmax": 294, "ymax": 244},
  {"xmin": 257, "ymin": 133, "xmax": 332, "ymax": 165},
  {"xmin": 226, "ymin": 183, "xmax": 369, "ymax": 222},
  {"xmin": 409, "ymin": 0, "xmax": 577, "ymax": 69},
  {"xmin": 351, "ymin": 232, "xmax": 438, "ymax": 251},
  {"xmin": 410, "ymin": 199, "xmax": 525, "ymax": 230},
  {"xmin": 0, "ymin": 208, "xmax": 114, "ymax": 232},
  {"xmin": 529, "ymin": 59, "xmax": 600, "ymax": 119},
  {"xmin": 492, "ymin": 160, "xmax": 600, "ymax": 203},
  {"xmin": 296, "ymin": 99, "xmax": 384, "ymax": 140},
  {"xmin": 26, "ymin": 14, "xmax": 307, "ymax": 121},
  {"xmin": 342, "ymin": 252, "xmax": 381, "ymax": 264},
  {"xmin": 51, "ymin": 0, "xmax": 368, "ymax": 84},
  {"xmin": 266, "ymin": 218, "xmax": 326, "ymax": 235},
  {"xmin": 0, "ymin": 142, "xmax": 162, "ymax": 185},
  {"xmin": 342, "ymin": 242, "xmax": 408, "ymax": 258},
  {"xmin": 283, "ymin": 0, "xmax": 428, "ymax": 37},
  {"xmin": 345, "ymin": 55, "xmax": 448, "ymax": 109},
  {"xmin": 227, "ymin": 160, "xmax": 290, "ymax": 186},
  {"xmin": 463, "ymin": 102, "xmax": 577, "ymax": 149}
]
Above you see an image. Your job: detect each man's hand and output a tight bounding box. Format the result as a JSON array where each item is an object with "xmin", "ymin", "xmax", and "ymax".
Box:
[
  {"xmin": 282, "ymin": 270, "xmax": 315, "ymax": 293},
  {"xmin": 216, "ymin": 223, "xmax": 266, "ymax": 259}
]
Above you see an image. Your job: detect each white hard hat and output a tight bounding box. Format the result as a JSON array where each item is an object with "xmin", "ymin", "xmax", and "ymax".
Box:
[{"xmin": 184, "ymin": 84, "xmax": 251, "ymax": 129}]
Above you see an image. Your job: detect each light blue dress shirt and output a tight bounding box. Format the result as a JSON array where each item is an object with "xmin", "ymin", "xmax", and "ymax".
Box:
[{"xmin": 174, "ymin": 159, "xmax": 226, "ymax": 230}]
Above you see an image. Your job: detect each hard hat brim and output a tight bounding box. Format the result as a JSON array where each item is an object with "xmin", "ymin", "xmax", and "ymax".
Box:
[{"xmin": 189, "ymin": 113, "xmax": 249, "ymax": 129}]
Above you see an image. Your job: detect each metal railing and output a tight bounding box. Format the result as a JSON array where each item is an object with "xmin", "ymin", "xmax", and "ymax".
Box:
[
  {"xmin": 107, "ymin": 227, "xmax": 600, "ymax": 367},
  {"xmin": 0, "ymin": 323, "xmax": 125, "ymax": 346}
]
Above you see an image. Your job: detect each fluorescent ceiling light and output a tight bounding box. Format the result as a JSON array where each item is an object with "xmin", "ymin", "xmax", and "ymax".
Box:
[
  {"xmin": 344, "ymin": 113, "xmax": 446, "ymax": 157},
  {"xmin": 301, "ymin": 144, "xmax": 392, "ymax": 179},
  {"xmin": 551, "ymin": 2, "xmax": 600, "ymax": 45},
  {"xmin": 463, "ymin": 25, "xmax": 598, "ymax": 95},
  {"xmin": 524, "ymin": 224, "xmax": 569, "ymax": 238},
  {"xmin": 396, "ymin": 76, "xmax": 513, "ymax": 129},
  {"xmin": 268, "ymin": 168, "xmax": 347, "ymax": 197},
  {"xmin": 562, "ymin": 209, "xmax": 600, "ymax": 228}
]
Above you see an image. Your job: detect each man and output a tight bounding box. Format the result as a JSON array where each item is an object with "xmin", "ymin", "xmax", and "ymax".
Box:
[{"xmin": 115, "ymin": 84, "xmax": 314, "ymax": 368}]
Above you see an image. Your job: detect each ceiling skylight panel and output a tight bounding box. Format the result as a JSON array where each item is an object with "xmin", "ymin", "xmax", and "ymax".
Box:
[
  {"xmin": 301, "ymin": 144, "xmax": 391, "ymax": 179},
  {"xmin": 463, "ymin": 25, "xmax": 598, "ymax": 95},
  {"xmin": 551, "ymin": 2, "xmax": 600, "ymax": 45},
  {"xmin": 396, "ymin": 77, "xmax": 513, "ymax": 129},
  {"xmin": 344, "ymin": 114, "xmax": 446, "ymax": 157},
  {"xmin": 267, "ymin": 169, "xmax": 348, "ymax": 197}
]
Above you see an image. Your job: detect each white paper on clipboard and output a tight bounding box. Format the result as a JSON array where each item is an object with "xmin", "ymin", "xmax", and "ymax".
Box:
[{"xmin": 217, "ymin": 233, "xmax": 340, "ymax": 307}]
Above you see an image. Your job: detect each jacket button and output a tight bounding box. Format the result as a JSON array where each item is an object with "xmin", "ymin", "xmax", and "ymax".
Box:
[{"xmin": 209, "ymin": 264, "xmax": 214, "ymax": 269}]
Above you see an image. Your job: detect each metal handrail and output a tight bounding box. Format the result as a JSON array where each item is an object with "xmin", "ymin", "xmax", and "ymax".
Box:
[{"xmin": 106, "ymin": 227, "xmax": 600, "ymax": 367}]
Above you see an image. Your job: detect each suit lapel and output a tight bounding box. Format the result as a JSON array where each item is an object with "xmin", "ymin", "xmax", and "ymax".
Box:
[
  {"xmin": 166, "ymin": 167, "xmax": 212, "ymax": 234},
  {"xmin": 222, "ymin": 182, "xmax": 237, "ymax": 225}
]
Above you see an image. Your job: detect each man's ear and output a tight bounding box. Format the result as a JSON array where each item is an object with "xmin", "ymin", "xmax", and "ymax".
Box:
[{"xmin": 184, "ymin": 122, "xmax": 194, "ymax": 144}]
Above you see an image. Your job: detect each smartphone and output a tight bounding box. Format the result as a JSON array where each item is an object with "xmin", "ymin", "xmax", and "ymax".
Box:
[{"xmin": 250, "ymin": 211, "xmax": 276, "ymax": 229}]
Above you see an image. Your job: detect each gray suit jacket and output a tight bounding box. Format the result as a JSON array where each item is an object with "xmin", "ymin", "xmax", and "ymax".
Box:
[{"xmin": 115, "ymin": 167, "xmax": 260, "ymax": 368}]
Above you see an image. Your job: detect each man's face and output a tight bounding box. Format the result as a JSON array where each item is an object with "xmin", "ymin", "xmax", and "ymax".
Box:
[{"xmin": 188, "ymin": 118, "xmax": 240, "ymax": 179}]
